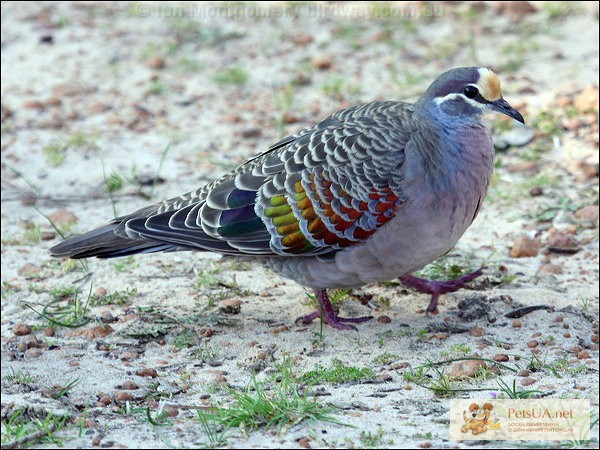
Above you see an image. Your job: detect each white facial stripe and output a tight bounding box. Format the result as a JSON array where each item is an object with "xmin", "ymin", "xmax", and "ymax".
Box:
[{"xmin": 434, "ymin": 93, "xmax": 487, "ymax": 109}]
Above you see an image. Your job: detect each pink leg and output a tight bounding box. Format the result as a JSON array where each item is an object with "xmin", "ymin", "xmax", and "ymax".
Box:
[
  {"xmin": 296, "ymin": 289, "xmax": 373, "ymax": 331},
  {"xmin": 399, "ymin": 268, "xmax": 484, "ymax": 314}
]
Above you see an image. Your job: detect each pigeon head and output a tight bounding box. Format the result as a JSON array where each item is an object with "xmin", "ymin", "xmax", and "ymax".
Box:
[{"xmin": 418, "ymin": 67, "xmax": 524, "ymax": 124}]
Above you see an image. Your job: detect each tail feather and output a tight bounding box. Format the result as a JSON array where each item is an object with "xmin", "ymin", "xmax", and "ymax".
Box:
[{"xmin": 49, "ymin": 223, "xmax": 179, "ymax": 259}]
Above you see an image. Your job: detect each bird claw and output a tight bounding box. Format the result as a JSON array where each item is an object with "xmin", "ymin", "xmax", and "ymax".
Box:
[
  {"xmin": 296, "ymin": 290, "xmax": 373, "ymax": 331},
  {"xmin": 400, "ymin": 268, "xmax": 485, "ymax": 314}
]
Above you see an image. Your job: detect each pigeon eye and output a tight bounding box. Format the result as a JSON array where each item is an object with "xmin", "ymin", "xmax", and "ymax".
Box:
[{"xmin": 464, "ymin": 86, "xmax": 479, "ymax": 99}]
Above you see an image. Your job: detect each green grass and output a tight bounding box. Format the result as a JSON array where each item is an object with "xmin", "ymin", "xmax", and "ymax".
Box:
[
  {"xmin": 26, "ymin": 285, "xmax": 92, "ymax": 328},
  {"xmin": 91, "ymin": 287, "xmax": 138, "ymax": 306},
  {"xmin": 414, "ymin": 254, "xmax": 477, "ymax": 281},
  {"xmin": 359, "ymin": 427, "xmax": 389, "ymax": 448},
  {"xmin": 4, "ymin": 368, "xmax": 37, "ymax": 384},
  {"xmin": 197, "ymin": 377, "xmax": 341, "ymax": 433},
  {"xmin": 372, "ymin": 352, "xmax": 400, "ymax": 365},
  {"xmin": 496, "ymin": 378, "xmax": 544, "ymax": 399},
  {"xmin": 299, "ymin": 360, "xmax": 376, "ymax": 385},
  {"xmin": 1, "ymin": 409, "xmax": 69, "ymax": 447},
  {"xmin": 42, "ymin": 132, "xmax": 98, "ymax": 167},
  {"xmin": 213, "ymin": 67, "xmax": 249, "ymax": 85}
]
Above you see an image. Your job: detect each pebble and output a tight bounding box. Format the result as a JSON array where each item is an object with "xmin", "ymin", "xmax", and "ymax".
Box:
[
  {"xmin": 291, "ymin": 34, "xmax": 313, "ymax": 45},
  {"xmin": 510, "ymin": 235, "xmax": 541, "ymax": 258},
  {"xmin": 311, "ymin": 55, "xmax": 332, "ymax": 70},
  {"xmin": 147, "ymin": 56, "xmax": 166, "ymax": 69},
  {"xmin": 574, "ymin": 85, "xmax": 599, "ymax": 113},
  {"xmin": 17, "ymin": 263, "xmax": 43, "ymax": 279},
  {"xmin": 577, "ymin": 350, "xmax": 590, "ymax": 359},
  {"xmin": 547, "ymin": 230, "xmax": 580, "ymax": 254},
  {"xmin": 493, "ymin": 125, "xmax": 536, "ymax": 149},
  {"xmin": 12, "ymin": 324, "xmax": 32, "ymax": 336},
  {"xmin": 493, "ymin": 354, "xmax": 510, "ymax": 362},
  {"xmin": 518, "ymin": 370, "xmax": 530, "ymax": 377},
  {"xmin": 121, "ymin": 380, "xmax": 139, "ymax": 390},
  {"xmin": 493, "ymin": 1, "xmax": 537, "ymax": 22},
  {"xmin": 512, "ymin": 320, "xmax": 522, "ymax": 328},
  {"xmin": 24, "ymin": 348, "xmax": 43, "ymax": 359},
  {"xmin": 470, "ymin": 327, "xmax": 485, "ymax": 337},
  {"xmin": 575, "ymin": 205, "xmax": 598, "ymax": 227},
  {"xmin": 136, "ymin": 368, "xmax": 158, "ymax": 378},
  {"xmin": 449, "ymin": 359, "xmax": 487, "ymax": 379},
  {"xmin": 521, "ymin": 377, "xmax": 537, "ymax": 386},
  {"xmin": 44, "ymin": 326, "xmax": 55, "ymax": 337},
  {"xmin": 527, "ymin": 340, "xmax": 539, "ymax": 348},
  {"xmin": 114, "ymin": 391, "xmax": 133, "ymax": 402},
  {"xmin": 85, "ymin": 325, "xmax": 114, "ymax": 339},
  {"xmin": 97, "ymin": 395, "xmax": 112, "ymax": 406},
  {"xmin": 48, "ymin": 208, "xmax": 78, "ymax": 227},
  {"xmin": 377, "ymin": 315, "xmax": 391, "ymax": 324},
  {"xmin": 298, "ymin": 437, "xmax": 312, "ymax": 449},
  {"xmin": 218, "ymin": 299, "xmax": 242, "ymax": 314}
]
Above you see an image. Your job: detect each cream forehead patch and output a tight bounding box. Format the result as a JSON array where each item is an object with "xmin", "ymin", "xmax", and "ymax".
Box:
[{"xmin": 477, "ymin": 68, "xmax": 502, "ymax": 101}]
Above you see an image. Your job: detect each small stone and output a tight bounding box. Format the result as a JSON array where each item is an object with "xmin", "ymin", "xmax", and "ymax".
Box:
[
  {"xmin": 450, "ymin": 359, "xmax": 487, "ymax": 379},
  {"xmin": 510, "ymin": 235, "xmax": 541, "ymax": 258},
  {"xmin": 312, "ymin": 55, "xmax": 332, "ymax": 70},
  {"xmin": 292, "ymin": 34, "xmax": 313, "ymax": 45},
  {"xmin": 391, "ymin": 362, "xmax": 410, "ymax": 370},
  {"xmin": 298, "ymin": 437, "xmax": 312, "ymax": 449},
  {"xmin": 163, "ymin": 405, "xmax": 179, "ymax": 417},
  {"xmin": 24, "ymin": 348, "xmax": 43, "ymax": 359},
  {"xmin": 23, "ymin": 335, "xmax": 40, "ymax": 349},
  {"xmin": 403, "ymin": 384, "xmax": 413, "ymax": 390},
  {"xmin": 527, "ymin": 340, "xmax": 539, "ymax": 348},
  {"xmin": 574, "ymin": 85, "xmax": 599, "ymax": 113},
  {"xmin": 44, "ymin": 327, "xmax": 55, "ymax": 337},
  {"xmin": 48, "ymin": 208, "xmax": 78, "ymax": 227},
  {"xmin": 521, "ymin": 377, "xmax": 536, "ymax": 386},
  {"xmin": 271, "ymin": 325, "xmax": 289, "ymax": 335},
  {"xmin": 470, "ymin": 327, "xmax": 485, "ymax": 336},
  {"xmin": 577, "ymin": 350, "xmax": 590, "ymax": 359},
  {"xmin": 218, "ymin": 299, "xmax": 242, "ymax": 314},
  {"xmin": 518, "ymin": 369, "xmax": 530, "ymax": 377},
  {"xmin": 493, "ymin": 354, "xmax": 510, "ymax": 362},
  {"xmin": 121, "ymin": 380, "xmax": 139, "ymax": 390},
  {"xmin": 377, "ymin": 315, "xmax": 391, "ymax": 323},
  {"xmin": 537, "ymin": 263, "xmax": 563, "ymax": 274},
  {"xmin": 494, "ymin": 125, "xmax": 536, "ymax": 148},
  {"xmin": 23, "ymin": 100, "xmax": 45, "ymax": 110},
  {"xmin": 529, "ymin": 186, "xmax": 544, "ymax": 197},
  {"xmin": 12, "ymin": 324, "xmax": 32, "ymax": 336},
  {"xmin": 45, "ymin": 96, "xmax": 62, "ymax": 106},
  {"xmin": 17, "ymin": 263, "xmax": 43, "ymax": 279},
  {"xmin": 494, "ymin": 1, "xmax": 537, "ymax": 21},
  {"xmin": 114, "ymin": 391, "xmax": 133, "ymax": 402},
  {"xmin": 95, "ymin": 287, "xmax": 107, "ymax": 297},
  {"xmin": 418, "ymin": 442, "xmax": 433, "ymax": 448},
  {"xmin": 547, "ymin": 231, "xmax": 580, "ymax": 254},
  {"xmin": 38, "ymin": 231, "xmax": 56, "ymax": 241},
  {"xmin": 147, "ymin": 56, "xmax": 166, "ymax": 70},
  {"xmin": 575, "ymin": 205, "xmax": 599, "ymax": 227},
  {"xmin": 512, "ymin": 320, "xmax": 522, "ymax": 328},
  {"xmin": 240, "ymin": 128, "xmax": 262, "ymax": 138},
  {"xmin": 85, "ymin": 325, "xmax": 114, "ymax": 339},
  {"xmin": 136, "ymin": 368, "xmax": 158, "ymax": 378},
  {"xmin": 293, "ymin": 71, "xmax": 312, "ymax": 86},
  {"xmin": 97, "ymin": 395, "xmax": 112, "ymax": 406},
  {"xmin": 121, "ymin": 352, "xmax": 139, "ymax": 361}
]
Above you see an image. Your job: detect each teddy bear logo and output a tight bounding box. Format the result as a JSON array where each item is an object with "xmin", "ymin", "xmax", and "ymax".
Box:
[{"xmin": 461, "ymin": 403, "xmax": 500, "ymax": 435}]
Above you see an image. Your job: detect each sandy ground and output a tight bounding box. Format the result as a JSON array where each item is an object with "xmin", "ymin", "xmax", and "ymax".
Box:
[{"xmin": 1, "ymin": 1, "xmax": 599, "ymax": 448}]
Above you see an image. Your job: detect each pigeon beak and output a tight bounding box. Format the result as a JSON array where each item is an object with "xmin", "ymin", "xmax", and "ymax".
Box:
[{"xmin": 491, "ymin": 98, "xmax": 525, "ymax": 124}]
